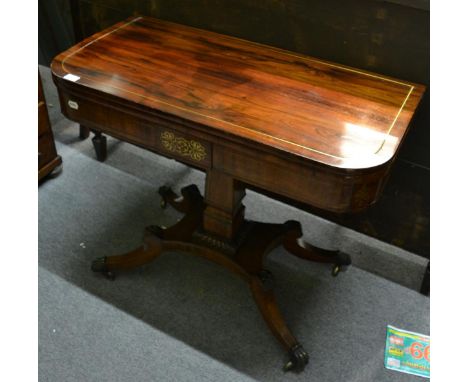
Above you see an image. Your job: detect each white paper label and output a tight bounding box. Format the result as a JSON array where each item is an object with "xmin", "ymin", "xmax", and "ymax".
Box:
[
  {"xmin": 64, "ymin": 73, "xmax": 80, "ymax": 82},
  {"xmin": 68, "ymin": 100, "xmax": 79, "ymax": 110}
]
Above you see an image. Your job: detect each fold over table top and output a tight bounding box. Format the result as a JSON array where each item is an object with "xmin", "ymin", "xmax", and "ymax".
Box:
[{"xmin": 51, "ymin": 16, "xmax": 425, "ymax": 169}]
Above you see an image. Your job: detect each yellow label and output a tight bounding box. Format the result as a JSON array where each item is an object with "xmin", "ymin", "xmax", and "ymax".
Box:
[{"xmin": 389, "ymin": 347, "xmax": 404, "ymax": 357}]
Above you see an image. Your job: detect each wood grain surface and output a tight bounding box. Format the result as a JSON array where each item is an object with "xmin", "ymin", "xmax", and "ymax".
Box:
[{"xmin": 51, "ymin": 16, "xmax": 425, "ymax": 169}]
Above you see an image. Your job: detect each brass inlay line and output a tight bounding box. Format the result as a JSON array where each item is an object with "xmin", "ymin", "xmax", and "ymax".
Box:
[
  {"xmin": 61, "ymin": 17, "xmax": 143, "ymax": 66},
  {"xmin": 374, "ymin": 85, "xmax": 414, "ymax": 154},
  {"xmin": 160, "ymin": 131, "xmax": 207, "ymax": 161},
  {"xmin": 60, "ymin": 16, "xmax": 414, "ymax": 161}
]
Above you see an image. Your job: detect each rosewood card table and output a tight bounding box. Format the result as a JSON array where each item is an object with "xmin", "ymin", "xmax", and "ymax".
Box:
[{"xmin": 51, "ymin": 16, "xmax": 425, "ymax": 372}]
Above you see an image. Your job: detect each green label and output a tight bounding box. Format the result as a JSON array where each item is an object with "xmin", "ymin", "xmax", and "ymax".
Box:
[{"xmin": 384, "ymin": 325, "xmax": 430, "ymax": 378}]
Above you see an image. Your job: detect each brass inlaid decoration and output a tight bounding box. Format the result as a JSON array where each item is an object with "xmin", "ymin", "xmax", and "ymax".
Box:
[{"xmin": 161, "ymin": 131, "xmax": 207, "ymax": 161}]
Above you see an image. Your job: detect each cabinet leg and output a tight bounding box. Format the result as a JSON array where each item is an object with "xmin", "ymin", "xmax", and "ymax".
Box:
[
  {"xmin": 91, "ymin": 130, "xmax": 107, "ymax": 162},
  {"xmin": 79, "ymin": 125, "xmax": 90, "ymax": 139}
]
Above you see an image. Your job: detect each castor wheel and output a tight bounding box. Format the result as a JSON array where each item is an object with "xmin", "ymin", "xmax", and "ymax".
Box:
[
  {"xmin": 283, "ymin": 344, "xmax": 309, "ymax": 372},
  {"xmin": 332, "ymin": 264, "xmax": 342, "ymax": 277},
  {"xmin": 331, "ymin": 251, "xmax": 351, "ymax": 277},
  {"xmin": 332, "ymin": 263, "xmax": 350, "ymax": 277},
  {"xmin": 158, "ymin": 185, "xmax": 173, "ymax": 209},
  {"xmin": 91, "ymin": 257, "xmax": 116, "ymax": 280}
]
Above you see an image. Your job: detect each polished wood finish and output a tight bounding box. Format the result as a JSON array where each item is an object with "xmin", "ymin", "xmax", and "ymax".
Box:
[
  {"xmin": 203, "ymin": 170, "xmax": 245, "ymax": 239},
  {"xmin": 39, "ymin": 72, "xmax": 62, "ymax": 181},
  {"xmin": 50, "ymin": 16, "xmax": 424, "ymax": 169},
  {"xmin": 51, "ymin": 16, "xmax": 424, "ymax": 372}
]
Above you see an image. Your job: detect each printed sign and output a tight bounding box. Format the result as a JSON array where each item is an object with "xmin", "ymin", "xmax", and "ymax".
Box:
[
  {"xmin": 67, "ymin": 100, "xmax": 79, "ymax": 110},
  {"xmin": 64, "ymin": 73, "xmax": 80, "ymax": 82},
  {"xmin": 384, "ymin": 325, "xmax": 430, "ymax": 378}
]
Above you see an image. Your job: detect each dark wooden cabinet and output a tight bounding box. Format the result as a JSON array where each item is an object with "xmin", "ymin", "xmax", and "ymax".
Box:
[{"xmin": 39, "ymin": 72, "xmax": 62, "ymax": 181}]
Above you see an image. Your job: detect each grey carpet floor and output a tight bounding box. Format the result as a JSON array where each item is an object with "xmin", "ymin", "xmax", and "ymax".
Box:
[{"xmin": 39, "ymin": 65, "xmax": 429, "ymax": 381}]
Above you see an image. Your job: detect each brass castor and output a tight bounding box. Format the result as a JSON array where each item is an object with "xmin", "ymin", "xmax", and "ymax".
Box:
[
  {"xmin": 332, "ymin": 264, "xmax": 341, "ymax": 277},
  {"xmin": 332, "ymin": 263, "xmax": 350, "ymax": 277},
  {"xmin": 331, "ymin": 251, "xmax": 351, "ymax": 277},
  {"xmin": 283, "ymin": 344, "xmax": 309, "ymax": 372},
  {"xmin": 91, "ymin": 257, "xmax": 116, "ymax": 280},
  {"xmin": 158, "ymin": 185, "xmax": 172, "ymax": 209}
]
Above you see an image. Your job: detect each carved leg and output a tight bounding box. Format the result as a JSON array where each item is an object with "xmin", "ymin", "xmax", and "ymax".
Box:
[
  {"xmin": 158, "ymin": 184, "xmax": 194, "ymax": 213},
  {"xmin": 79, "ymin": 125, "xmax": 90, "ymax": 139},
  {"xmin": 91, "ymin": 185, "xmax": 204, "ymax": 279},
  {"xmin": 282, "ymin": 220, "xmax": 351, "ymax": 276},
  {"xmin": 91, "ymin": 233, "xmax": 163, "ymax": 279},
  {"xmin": 152, "ymin": 185, "xmax": 204, "ymax": 241},
  {"xmin": 235, "ymin": 220, "xmax": 351, "ymax": 371},
  {"xmin": 234, "ymin": 221, "xmax": 290, "ymax": 274},
  {"xmin": 234, "ymin": 221, "xmax": 309, "ymax": 372},
  {"xmin": 250, "ymin": 276, "xmax": 309, "ymax": 371},
  {"xmin": 91, "ymin": 130, "xmax": 107, "ymax": 162}
]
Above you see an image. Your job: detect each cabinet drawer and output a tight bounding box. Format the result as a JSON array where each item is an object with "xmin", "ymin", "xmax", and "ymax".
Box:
[
  {"xmin": 38, "ymin": 101, "xmax": 50, "ymax": 137},
  {"xmin": 38, "ymin": 132, "xmax": 56, "ymax": 170}
]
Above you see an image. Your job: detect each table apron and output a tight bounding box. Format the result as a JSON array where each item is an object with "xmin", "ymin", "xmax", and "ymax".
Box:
[{"xmin": 57, "ymin": 88, "xmax": 390, "ymax": 213}]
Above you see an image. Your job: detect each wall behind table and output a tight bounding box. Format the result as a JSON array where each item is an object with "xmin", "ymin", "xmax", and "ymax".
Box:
[{"xmin": 39, "ymin": 0, "xmax": 429, "ymax": 258}]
